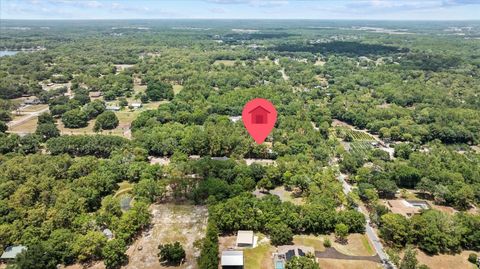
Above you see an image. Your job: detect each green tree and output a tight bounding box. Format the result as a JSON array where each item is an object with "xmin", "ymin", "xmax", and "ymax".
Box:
[
  {"xmin": 146, "ymin": 80, "xmax": 174, "ymax": 101},
  {"xmin": 285, "ymin": 255, "xmax": 320, "ymax": 269},
  {"xmin": 102, "ymin": 239, "xmax": 128, "ymax": 269},
  {"xmin": 84, "ymin": 100, "xmax": 106, "ymax": 119},
  {"xmin": 158, "ymin": 242, "xmax": 186, "ymax": 265},
  {"xmin": 334, "ymin": 223, "xmax": 349, "ymax": 244},
  {"xmin": 94, "ymin": 111, "xmax": 119, "ymax": 132},
  {"xmin": 198, "ymin": 221, "xmax": 219, "ymax": 269},
  {"xmin": 257, "ymin": 177, "xmax": 274, "ymax": 192},
  {"xmin": 0, "ymin": 121, "xmax": 7, "ymax": 133},
  {"xmin": 62, "ymin": 109, "xmax": 89, "ymax": 128},
  {"xmin": 14, "ymin": 243, "xmax": 56, "ymax": 269},
  {"xmin": 268, "ymin": 223, "xmax": 293, "ymax": 246},
  {"xmin": 36, "ymin": 123, "xmax": 60, "ymax": 141},
  {"xmin": 400, "ymin": 246, "xmax": 418, "ymax": 269},
  {"xmin": 37, "ymin": 112, "xmax": 55, "ymax": 124},
  {"xmin": 73, "ymin": 231, "xmax": 107, "ymax": 262},
  {"xmin": 133, "ymin": 178, "xmax": 166, "ymax": 203},
  {"xmin": 379, "ymin": 213, "xmax": 410, "ymax": 248}
]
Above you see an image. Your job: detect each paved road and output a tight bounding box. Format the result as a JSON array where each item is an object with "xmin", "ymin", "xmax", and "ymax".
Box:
[{"xmin": 337, "ymin": 169, "xmax": 396, "ymax": 269}]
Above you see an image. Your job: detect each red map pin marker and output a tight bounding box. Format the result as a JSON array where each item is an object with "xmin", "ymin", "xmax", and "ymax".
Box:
[{"xmin": 242, "ymin": 98, "xmax": 277, "ymax": 144}]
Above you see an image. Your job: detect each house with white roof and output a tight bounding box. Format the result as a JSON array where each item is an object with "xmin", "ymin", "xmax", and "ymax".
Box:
[{"xmin": 1, "ymin": 245, "xmax": 27, "ymax": 261}]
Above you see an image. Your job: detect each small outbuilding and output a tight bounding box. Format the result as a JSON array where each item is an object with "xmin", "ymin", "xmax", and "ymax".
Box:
[
  {"xmin": 130, "ymin": 102, "xmax": 142, "ymax": 109},
  {"xmin": 1, "ymin": 245, "xmax": 27, "ymax": 261},
  {"xmin": 236, "ymin": 230, "xmax": 254, "ymax": 248},
  {"xmin": 106, "ymin": 105, "xmax": 120, "ymax": 111},
  {"xmin": 89, "ymin": 91, "xmax": 102, "ymax": 98},
  {"xmin": 221, "ymin": 250, "xmax": 244, "ymax": 269}
]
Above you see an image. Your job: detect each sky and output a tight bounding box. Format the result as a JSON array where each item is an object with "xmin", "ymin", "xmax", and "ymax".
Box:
[{"xmin": 1, "ymin": 0, "xmax": 480, "ymax": 20}]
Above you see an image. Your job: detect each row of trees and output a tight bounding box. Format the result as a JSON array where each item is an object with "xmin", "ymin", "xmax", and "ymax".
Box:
[
  {"xmin": 346, "ymin": 142, "xmax": 480, "ymax": 209},
  {"xmin": 210, "ymin": 194, "xmax": 365, "ymax": 242},
  {"xmin": 379, "ymin": 210, "xmax": 479, "ymax": 255}
]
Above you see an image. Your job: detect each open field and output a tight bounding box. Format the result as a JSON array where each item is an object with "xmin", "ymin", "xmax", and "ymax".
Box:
[
  {"xmin": 330, "ymin": 233, "xmax": 375, "ymax": 256},
  {"xmin": 8, "ymin": 116, "xmax": 38, "ymax": 133},
  {"xmin": 318, "ymin": 259, "xmax": 382, "ymax": 269},
  {"xmin": 416, "ymin": 249, "xmax": 478, "ymax": 269},
  {"xmin": 123, "ymin": 204, "xmax": 208, "ymax": 269}
]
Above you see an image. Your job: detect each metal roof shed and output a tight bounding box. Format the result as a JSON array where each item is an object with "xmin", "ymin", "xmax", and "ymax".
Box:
[
  {"xmin": 236, "ymin": 230, "xmax": 254, "ymax": 247},
  {"xmin": 221, "ymin": 250, "xmax": 244, "ymax": 268}
]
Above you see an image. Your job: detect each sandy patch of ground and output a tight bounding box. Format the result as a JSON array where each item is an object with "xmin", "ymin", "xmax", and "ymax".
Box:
[
  {"xmin": 219, "ymin": 235, "xmax": 237, "ymax": 252},
  {"xmin": 314, "ymin": 59, "xmax": 326, "ymax": 66},
  {"xmin": 149, "ymin": 157, "xmax": 171, "ymax": 166},
  {"xmin": 416, "ymin": 250, "xmax": 478, "ymax": 269},
  {"xmin": 255, "ymin": 186, "xmax": 304, "ymax": 205},
  {"xmin": 317, "ymin": 259, "xmax": 382, "ymax": 269},
  {"xmin": 123, "ymin": 204, "xmax": 208, "ymax": 269}
]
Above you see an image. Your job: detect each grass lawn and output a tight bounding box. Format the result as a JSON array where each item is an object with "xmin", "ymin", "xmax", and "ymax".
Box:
[
  {"xmin": 416, "ymin": 250, "xmax": 477, "ymax": 269},
  {"xmin": 173, "ymin": 84, "xmax": 183, "ymax": 95},
  {"xmin": 293, "ymin": 235, "xmax": 326, "ymax": 251},
  {"xmin": 244, "ymin": 243, "xmax": 274, "ymax": 269},
  {"xmin": 330, "ymin": 233, "xmax": 376, "ymax": 256},
  {"xmin": 114, "ymin": 181, "xmax": 133, "ymax": 198},
  {"xmin": 8, "ymin": 117, "xmax": 38, "ymax": 133}
]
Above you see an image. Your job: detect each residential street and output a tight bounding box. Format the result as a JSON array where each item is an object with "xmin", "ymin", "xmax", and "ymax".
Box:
[{"xmin": 337, "ymin": 169, "xmax": 396, "ymax": 269}]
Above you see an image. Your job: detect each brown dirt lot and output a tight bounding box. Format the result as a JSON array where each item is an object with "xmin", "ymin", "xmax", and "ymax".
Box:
[
  {"xmin": 317, "ymin": 259, "xmax": 382, "ymax": 269},
  {"xmin": 8, "ymin": 117, "xmax": 38, "ymax": 133},
  {"xmin": 122, "ymin": 204, "xmax": 208, "ymax": 269},
  {"xmin": 416, "ymin": 250, "xmax": 478, "ymax": 269}
]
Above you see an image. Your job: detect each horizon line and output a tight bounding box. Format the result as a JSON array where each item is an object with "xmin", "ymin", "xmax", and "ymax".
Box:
[{"xmin": 2, "ymin": 18, "xmax": 480, "ymax": 22}]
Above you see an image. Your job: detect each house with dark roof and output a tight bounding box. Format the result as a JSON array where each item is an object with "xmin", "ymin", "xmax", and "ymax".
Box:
[{"xmin": 273, "ymin": 245, "xmax": 315, "ymax": 269}]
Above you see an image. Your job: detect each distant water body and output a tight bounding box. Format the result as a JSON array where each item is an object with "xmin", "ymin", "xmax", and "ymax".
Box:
[{"xmin": 0, "ymin": 50, "xmax": 19, "ymax": 57}]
